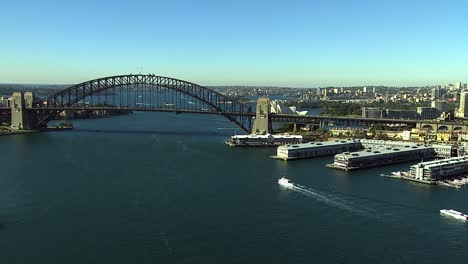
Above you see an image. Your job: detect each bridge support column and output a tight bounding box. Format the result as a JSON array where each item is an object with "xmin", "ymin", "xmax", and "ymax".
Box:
[
  {"xmin": 252, "ymin": 97, "xmax": 272, "ymax": 134},
  {"xmin": 11, "ymin": 92, "xmax": 35, "ymax": 130}
]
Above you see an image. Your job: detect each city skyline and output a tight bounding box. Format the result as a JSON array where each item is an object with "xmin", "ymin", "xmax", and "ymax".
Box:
[{"xmin": 1, "ymin": 0, "xmax": 468, "ymax": 86}]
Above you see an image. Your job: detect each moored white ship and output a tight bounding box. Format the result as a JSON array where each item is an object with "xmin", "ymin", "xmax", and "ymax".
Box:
[
  {"xmin": 440, "ymin": 209, "xmax": 468, "ymax": 221},
  {"xmin": 278, "ymin": 177, "xmax": 294, "ymax": 188}
]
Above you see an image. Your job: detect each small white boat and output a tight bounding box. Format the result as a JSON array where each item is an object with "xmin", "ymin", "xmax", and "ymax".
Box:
[
  {"xmin": 440, "ymin": 209, "xmax": 468, "ymax": 221},
  {"xmin": 392, "ymin": 171, "xmax": 406, "ymax": 177},
  {"xmin": 278, "ymin": 177, "xmax": 294, "ymax": 188}
]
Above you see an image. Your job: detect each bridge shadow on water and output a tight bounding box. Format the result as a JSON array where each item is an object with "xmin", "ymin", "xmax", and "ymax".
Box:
[{"xmin": 72, "ymin": 128, "xmax": 236, "ymax": 137}]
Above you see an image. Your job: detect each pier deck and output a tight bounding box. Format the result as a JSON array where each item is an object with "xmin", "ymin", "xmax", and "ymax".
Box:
[{"xmin": 382, "ymin": 174, "xmax": 467, "ymax": 189}]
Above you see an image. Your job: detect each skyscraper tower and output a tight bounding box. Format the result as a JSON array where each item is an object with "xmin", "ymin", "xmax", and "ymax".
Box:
[
  {"xmin": 431, "ymin": 88, "xmax": 439, "ymax": 99},
  {"xmin": 458, "ymin": 91, "xmax": 468, "ymax": 118}
]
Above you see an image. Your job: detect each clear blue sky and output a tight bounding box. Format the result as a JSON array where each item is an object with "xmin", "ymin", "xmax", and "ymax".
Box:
[{"xmin": 1, "ymin": 0, "xmax": 467, "ymax": 87}]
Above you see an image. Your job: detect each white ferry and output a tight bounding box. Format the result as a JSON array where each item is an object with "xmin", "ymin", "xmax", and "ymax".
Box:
[
  {"xmin": 278, "ymin": 177, "xmax": 294, "ymax": 188},
  {"xmin": 440, "ymin": 209, "xmax": 468, "ymax": 221},
  {"xmin": 226, "ymin": 134, "xmax": 303, "ymax": 147}
]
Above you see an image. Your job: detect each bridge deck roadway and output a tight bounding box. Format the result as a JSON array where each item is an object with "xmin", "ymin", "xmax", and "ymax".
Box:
[
  {"xmin": 28, "ymin": 107, "xmax": 463, "ymax": 125},
  {"xmin": 29, "ymin": 107, "xmax": 256, "ymax": 116},
  {"xmin": 1, "ymin": 107, "xmax": 464, "ymax": 126}
]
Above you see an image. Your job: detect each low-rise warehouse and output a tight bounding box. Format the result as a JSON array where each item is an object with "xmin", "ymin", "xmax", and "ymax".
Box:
[
  {"xmin": 410, "ymin": 156, "xmax": 468, "ymax": 181},
  {"xmin": 327, "ymin": 145, "xmax": 436, "ymax": 171},
  {"xmin": 271, "ymin": 139, "xmax": 362, "ymax": 160},
  {"xmin": 360, "ymin": 139, "xmax": 418, "ymax": 149}
]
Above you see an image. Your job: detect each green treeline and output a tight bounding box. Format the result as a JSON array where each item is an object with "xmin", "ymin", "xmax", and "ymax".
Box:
[
  {"xmin": 287, "ymin": 100, "xmax": 439, "ymax": 116},
  {"xmin": 320, "ymin": 101, "xmax": 362, "ymax": 116},
  {"xmin": 320, "ymin": 101, "xmax": 432, "ymax": 116}
]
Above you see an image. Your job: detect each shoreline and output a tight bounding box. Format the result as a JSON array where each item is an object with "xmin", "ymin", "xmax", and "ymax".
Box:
[{"xmin": 0, "ymin": 126, "xmax": 73, "ymax": 136}]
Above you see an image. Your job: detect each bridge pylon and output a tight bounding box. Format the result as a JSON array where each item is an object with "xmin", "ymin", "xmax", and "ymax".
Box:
[
  {"xmin": 11, "ymin": 92, "xmax": 35, "ymax": 130},
  {"xmin": 252, "ymin": 97, "xmax": 272, "ymax": 134}
]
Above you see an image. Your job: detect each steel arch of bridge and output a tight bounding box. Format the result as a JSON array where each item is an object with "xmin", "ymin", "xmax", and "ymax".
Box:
[{"xmin": 34, "ymin": 74, "xmax": 253, "ymax": 133}]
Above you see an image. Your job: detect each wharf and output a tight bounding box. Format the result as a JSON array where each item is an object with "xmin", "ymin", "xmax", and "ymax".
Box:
[
  {"xmin": 270, "ymin": 155, "xmax": 299, "ymax": 161},
  {"xmin": 0, "ymin": 130, "xmax": 39, "ymax": 136},
  {"xmin": 437, "ymin": 181, "xmax": 462, "ymax": 189},
  {"xmin": 438, "ymin": 177, "xmax": 468, "ymax": 189},
  {"xmin": 382, "ymin": 173, "xmax": 436, "ymax": 185},
  {"xmin": 45, "ymin": 126, "xmax": 73, "ymax": 131},
  {"xmin": 325, "ymin": 163, "xmax": 358, "ymax": 171},
  {"xmin": 0, "ymin": 126, "xmax": 73, "ymax": 136},
  {"xmin": 382, "ymin": 173, "xmax": 467, "ymax": 189}
]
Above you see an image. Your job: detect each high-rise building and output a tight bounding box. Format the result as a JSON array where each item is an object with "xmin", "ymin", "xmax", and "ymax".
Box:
[
  {"xmin": 440, "ymin": 88, "xmax": 447, "ymax": 97},
  {"xmin": 431, "ymin": 88, "xmax": 438, "ymax": 99},
  {"xmin": 456, "ymin": 81, "xmax": 462, "ymax": 89},
  {"xmin": 458, "ymin": 91, "xmax": 468, "ymax": 118},
  {"xmin": 322, "ymin": 89, "xmax": 328, "ymax": 97},
  {"xmin": 432, "ymin": 87, "xmax": 447, "ymax": 99},
  {"xmin": 431, "ymin": 100, "xmax": 447, "ymax": 112}
]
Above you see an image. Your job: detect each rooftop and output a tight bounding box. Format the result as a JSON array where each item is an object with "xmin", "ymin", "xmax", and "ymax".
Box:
[
  {"xmin": 279, "ymin": 139, "xmax": 359, "ymax": 150},
  {"xmin": 336, "ymin": 144, "xmax": 433, "ymax": 159},
  {"xmin": 412, "ymin": 156, "xmax": 468, "ymax": 169}
]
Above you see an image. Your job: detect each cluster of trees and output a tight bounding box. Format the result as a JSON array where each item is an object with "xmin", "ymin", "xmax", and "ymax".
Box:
[
  {"xmin": 0, "ymin": 84, "xmax": 66, "ymax": 96},
  {"xmin": 368, "ymin": 123, "xmax": 386, "ymax": 133},
  {"xmin": 320, "ymin": 100, "xmax": 434, "ymax": 116},
  {"xmin": 286, "ymin": 97, "xmax": 443, "ymax": 117},
  {"xmin": 320, "ymin": 102, "xmax": 362, "ymax": 116},
  {"xmin": 366, "ymin": 100, "xmax": 430, "ymax": 110}
]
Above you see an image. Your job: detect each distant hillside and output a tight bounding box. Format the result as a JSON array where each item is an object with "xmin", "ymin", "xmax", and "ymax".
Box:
[{"xmin": 0, "ymin": 84, "xmax": 70, "ymax": 96}]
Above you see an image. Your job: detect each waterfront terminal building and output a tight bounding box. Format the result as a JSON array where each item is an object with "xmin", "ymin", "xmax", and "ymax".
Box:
[
  {"xmin": 271, "ymin": 139, "xmax": 458, "ymax": 161},
  {"xmin": 272, "ymin": 139, "xmax": 362, "ymax": 160},
  {"xmin": 410, "ymin": 156, "xmax": 468, "ymax": 181},
  {"xmin": 328, "ymin": 144, "xmax": 436, "ymax": 171}
]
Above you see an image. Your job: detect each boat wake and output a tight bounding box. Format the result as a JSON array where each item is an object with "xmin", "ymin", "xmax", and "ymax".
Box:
[{"xmin": 292, "ymin": 184, "xmax": 379, "ymax": 219}]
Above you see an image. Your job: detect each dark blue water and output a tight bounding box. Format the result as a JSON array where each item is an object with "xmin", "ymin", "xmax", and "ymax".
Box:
[{"xmin": 0, "ymin": 112, "xmax": 467, "ymax": 263}]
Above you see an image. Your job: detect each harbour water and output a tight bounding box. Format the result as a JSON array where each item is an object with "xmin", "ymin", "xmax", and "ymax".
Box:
[{"xmin": 0, "ymin": 112, "xmax": 467, "ymax": 263}]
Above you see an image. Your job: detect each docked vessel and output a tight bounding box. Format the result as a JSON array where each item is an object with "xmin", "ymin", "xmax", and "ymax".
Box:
[
  {"xmin": 278, "ymin": 177, "xmax": 294, "ymax": 188},
  {"xmin": 226, "ymin": 134, "xmax": 302, "ymax": 147},
  {"xmin": 440, "ymin": 209, "xmax": 468, "ymax": 221},
  {"xmin": 391, "ymin": 171, "xmax": 408, "ymax": 177}
]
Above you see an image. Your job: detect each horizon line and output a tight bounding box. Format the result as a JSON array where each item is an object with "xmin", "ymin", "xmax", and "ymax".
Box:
[{"xmin": 0, "ymin": 81, "xmax": 459, "ymax": 89}]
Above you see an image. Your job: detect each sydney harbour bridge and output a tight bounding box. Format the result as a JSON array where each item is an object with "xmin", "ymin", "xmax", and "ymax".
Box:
[{"xmin": 1, "ymin": 74, "xmax": 465, "ymax": 134}]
